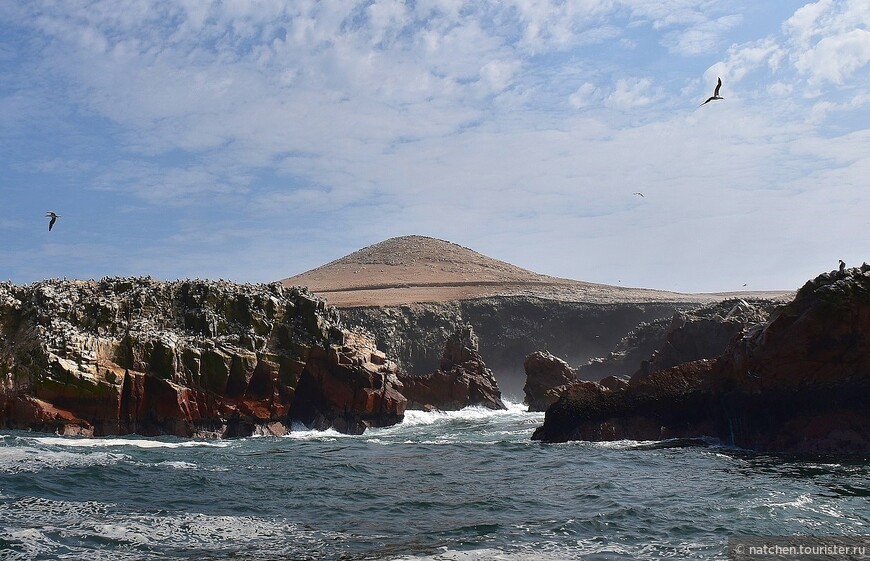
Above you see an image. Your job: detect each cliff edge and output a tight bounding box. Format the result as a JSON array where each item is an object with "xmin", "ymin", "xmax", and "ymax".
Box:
[
  {"xmin": 0, "ymin": 278, "xmax": 406, "ymax": 437},
  {"xmin": 284, "ymin": 236, "xmax": 792, "ymax": 397},
  {"xmin": 532, "ymin": 265, "xmax": 870, "ymax": 456}
]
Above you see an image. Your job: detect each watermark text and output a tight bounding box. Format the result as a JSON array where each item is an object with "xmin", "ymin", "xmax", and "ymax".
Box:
[{"xmin": 730, "ymin": 536, "xmax": 869, "ymax": 560}]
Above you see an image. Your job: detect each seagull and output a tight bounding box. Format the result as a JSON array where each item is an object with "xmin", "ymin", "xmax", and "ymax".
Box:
[
  {"xmin": 633, "ymin": 192, "xmax": 644, "ymax": 197},
  {"xmin": 46, "ymin": 211, "xmax": 59, "ymax": 231},
  {"xmin": 698, "ymin": 77, "xmax": 723, "ymax": 107}
]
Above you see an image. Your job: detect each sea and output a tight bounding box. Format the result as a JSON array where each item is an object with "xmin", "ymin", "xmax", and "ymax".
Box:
[{"xmin": 1, "ymin": 401, "xmax": 867, "ymax": 561}]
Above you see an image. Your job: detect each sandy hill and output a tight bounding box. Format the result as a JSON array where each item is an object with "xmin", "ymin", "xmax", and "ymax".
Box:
[{"xmin": 284, "ymin": 236, "xmax": 789, "ymax": 308}]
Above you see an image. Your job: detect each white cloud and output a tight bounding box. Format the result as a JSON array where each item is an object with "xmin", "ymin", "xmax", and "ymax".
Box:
[
  {"xmin": 2, "ymin": 0, "xmax": 870, "ymax": 292},
  {"xmin": 663, "ymin": 14, "xmax": 743, "ymax": 55},
  {"xmin": 605, "ymin": 77, "xmax": 662, "ymax": 109},
  {"xmin": 569, "ymin": 83, "xmax": 601, "ymax": 108},
  {"xmin": 795, "ymin": 29, "xmax": 870, "ymax": 84},
  {"xmin": 479, "ymin": 59, "xmax": 520, "ymax": 93},
  {"xmin": 708, "ymin": 37, "xmax": 785, "ymax": 86},
  {"xmin": 783, "ymin": 0, "xmax": 870, "ymax": 85}
]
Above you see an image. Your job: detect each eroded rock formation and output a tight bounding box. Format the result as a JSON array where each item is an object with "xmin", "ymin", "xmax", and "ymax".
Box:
[
  {"xmin": 523, "ymin": 351, "xmax": 576, "ymax": 412},
  {"xmin": 577, "ymin": 298, "xmax": 780, "ymax": 381},
  {"xmin": 0, "ymin": 278, "xmax": 404, "ymax": 437},
  {"xmin": 532, "ymin": 266, "xmax": 870, "ymax": 456},
  {"xmin": 399, "ymin": 323, "xmax": 505, "ymax": 411},
  {"xmin": 289, "ymin": 331, "xmax": 406, "ymax": 434}
]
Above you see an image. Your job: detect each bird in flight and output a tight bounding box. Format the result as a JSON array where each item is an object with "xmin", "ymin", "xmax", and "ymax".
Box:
[
  {"xmin": 699, "ymin": 77, "xmax": 723, "ymax": 107},
  {"xmin": 633, "ymin": 192, "xmax": 644, "ymax": 197},
  {"xmin": 46, "ymin": 211, "xmax": 59, "ymax": 231}
]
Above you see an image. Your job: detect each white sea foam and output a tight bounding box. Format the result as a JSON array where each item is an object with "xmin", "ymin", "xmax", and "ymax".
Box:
[
  {"xmin": 399, "ymin": 400, "xmax": 540, "ymax": 428},
  {"xmin": 764, "ymin": 492, "xmax": 814, "ymax": 509},
  {"xmin": 26, "ymin": 436, "xmax": 229, "ymax": 449},
  {"xmin": 3, "ymin": 500, "xmax": 345, "ymax": 561},
  {"xmin": 157, "ymin": 460, "xmax": 198, "ymax": 470},
  {"xmin": 0, "ymin": 447, "xmax": 128, "ymax": 473},
  {"xmin": 281, "ymin": 425, "xmax": 355, "ymax": 441},
  {"xmin": 554, "ymin": 439, "xmax": 650, "ymax": 450},
  {"xmin": 391, "ymin": 547, "xmax": 579, "ymax": 561}
]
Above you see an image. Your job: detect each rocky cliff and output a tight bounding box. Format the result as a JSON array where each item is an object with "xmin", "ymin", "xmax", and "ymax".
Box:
[
  {"xmin": 339, "ymin": 299, "xmax": 703, "ymax": 399},
  {"xmin": 523, "ymin": 351, "xmax": 577, "ymax": 412},
  {"xmin": 532, "ymin": 266, "xmax": 870, "ymax": 456},
  {"xmin": 0, "ymin": 278, "xmax": 405, "ymax": 437},
  {"xmin": 399, "ymin": 323, "xmax": 505, "ymax": 411},
  {"xmin": 578, "ymin": 298, "xmax": 781, "ymax": 381},
  {"xmin": 284, "ymin": 236, "xmax": 780, "ymax": 399}
]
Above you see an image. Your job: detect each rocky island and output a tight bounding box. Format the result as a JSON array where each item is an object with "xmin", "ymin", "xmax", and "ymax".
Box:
[
  {"xmin": 3, "ymin": 235, "xmax": 864, "ymax": 457},
  {"xmin": 532, "ymin": 265, "xmax": 870, "ymax": 456},
  {"xmin": 0, "ymin": 273, "xmax": 505, "ymax": 437},
  {"xmin": 284, "ymin": 235, "xmax": 782, "ymax": 397},
  {"xmin": 0, "ymin": 278, "xmax": 406, "ymax": 436}
]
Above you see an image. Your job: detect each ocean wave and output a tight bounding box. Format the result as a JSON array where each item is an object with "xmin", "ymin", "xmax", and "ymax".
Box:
[
  {"xmin": 156, "ymin": 460, "xmax": 199, "ymax": 470},
  {"xmin": 24, "ymin": 436, "xmax": 230, "ymax": 449},
  {"xmin": 1, "ymin": 499, "xmax": 347, "ymax": 561},
  {"xmin": 280, "ymin": 423, "xmax": 357, "ymax": 441},
  {"xmin": 395, "ymin": 400, "xmax": 541, "ymax": 428},
  {"xmin": 390, "ymin": 546, "xmax": 595, "ymax": 561},
  {"xmin": 0, "ymin": 448, "xmax": 129, "ymax": 473}
]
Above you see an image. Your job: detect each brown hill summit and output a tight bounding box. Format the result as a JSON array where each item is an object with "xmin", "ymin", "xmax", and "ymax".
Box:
[{"xmin": 284, "ymin": 235, "xmax": 782, "ymax": 307}]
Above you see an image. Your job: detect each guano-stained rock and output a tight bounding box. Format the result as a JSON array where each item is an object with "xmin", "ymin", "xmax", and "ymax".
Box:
[{"xmin": 0, "ymin": 277, "xmax": 405, "ymax": 437}]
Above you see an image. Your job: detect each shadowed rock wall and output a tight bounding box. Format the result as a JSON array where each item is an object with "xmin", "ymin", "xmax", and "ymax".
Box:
[
  {"xmin": 340, "ymin": 297, "xmax": 700, "ymax": 399},
  {"xmin": 532, "ymin": 266, "xmax": 870, "ymax": 456}
]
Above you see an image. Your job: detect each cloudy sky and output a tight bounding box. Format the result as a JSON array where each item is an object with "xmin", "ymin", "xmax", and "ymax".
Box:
[{"xmin": 1, "ymin": 0, "xmax": 868, "ymax": 292}]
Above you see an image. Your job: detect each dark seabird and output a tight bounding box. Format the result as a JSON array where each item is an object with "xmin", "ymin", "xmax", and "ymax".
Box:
[
  {"xmin": 633, "ymin": 192, "xmax": 644, "ymax": 197},
  {"xmin": 46, "ymin": 211, "xmax": 59, "ymax": 231},
  {"xmin": 698, "ymin": 77, "xmax": 723, "ymax": 107},
  {"xmin": 839, "ymin": 259, "xmax": 846, "ymax": 272}
]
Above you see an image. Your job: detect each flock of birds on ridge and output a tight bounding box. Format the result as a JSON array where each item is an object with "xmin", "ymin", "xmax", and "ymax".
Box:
[{"xmin": 43, "ymin": 78, "xmax": 726, "ymax": 232}]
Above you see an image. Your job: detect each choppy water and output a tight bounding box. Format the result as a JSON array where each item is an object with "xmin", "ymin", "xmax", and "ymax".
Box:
[{"xmin": 1, "ymin": 402, "xmax": 867, "ymax": 560}]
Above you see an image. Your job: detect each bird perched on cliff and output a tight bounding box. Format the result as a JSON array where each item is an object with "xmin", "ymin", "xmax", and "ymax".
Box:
[
  {"xmin": 839, "ymin": 259, "xmax": 846, "ymax": 273},
  {"xmin": 698, "ymin": 77, "xmax": 723, "ymax": 107},
  {"xmin": 46, "ymin": 211, "xmax": 59, "ymax": 231}
]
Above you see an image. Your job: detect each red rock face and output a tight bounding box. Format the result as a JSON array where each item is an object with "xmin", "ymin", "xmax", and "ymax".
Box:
[
  {"xmin": 289, "ymin": 343, "xmax": 407, "ymax": 434},
  {"xmin": 523, "ymin": 351, "xmax": 577, "ymax": 412},
  {"xmin": 534, "ymin": 266, "xmax": 870, "ymax": 456},
  {"xmin": 1, "ymin": 396, "xmax": 94, "ymax": 437},
  {"xmin": 0, "ymin": 279, "xmax": 406, "ymax": 437},
  {"xmin": 399, "ymin": 324, "xmax": 505, "ymax": 411}
]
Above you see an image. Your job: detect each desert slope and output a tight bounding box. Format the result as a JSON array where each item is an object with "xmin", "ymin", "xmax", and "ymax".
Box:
[{"xmin": 284, "ymin": 235, "xmax": 787, "ymax": 307}]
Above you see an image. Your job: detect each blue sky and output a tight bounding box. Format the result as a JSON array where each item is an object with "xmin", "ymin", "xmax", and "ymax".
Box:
[{"xmin": 1, "ymin": 0, "xmax": 868, "ymax": 292}]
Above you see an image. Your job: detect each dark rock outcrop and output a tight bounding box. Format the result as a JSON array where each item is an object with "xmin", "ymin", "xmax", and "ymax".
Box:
[
  {"xmin": 289, "ymin": 331, "xmax": 406, "ymax": 434},
  {"xmin": 399, "ymin": 323, "xmax": 505, "ymax": 410},
  {"xmin": 342, "ymin": 299, "xmax": 704, "ymax": 399},
  {"xmin": 523, "ymin": 351, "xmax": 576, "ymax": 412},
  {"xmin": 532, "ymin": 360, "xmax": 718, "ymax": 443},
  {"xmin": 0, "ymin": 278, "xmax": 404, "ymax": 437},
  {"xmin": 533, "ymin": 266, "xmax": 870, "ymax": 456},
  {"xmin": 634, "ymin": 298, "xmax": 777, "ymax": 379},
  {"xmin": 288, "ymin": 235, "xmax": 793, "ymax": 400},
  {"xmin": 577, "ymin": 298, "xmax": 780, "ymax": 381}
]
